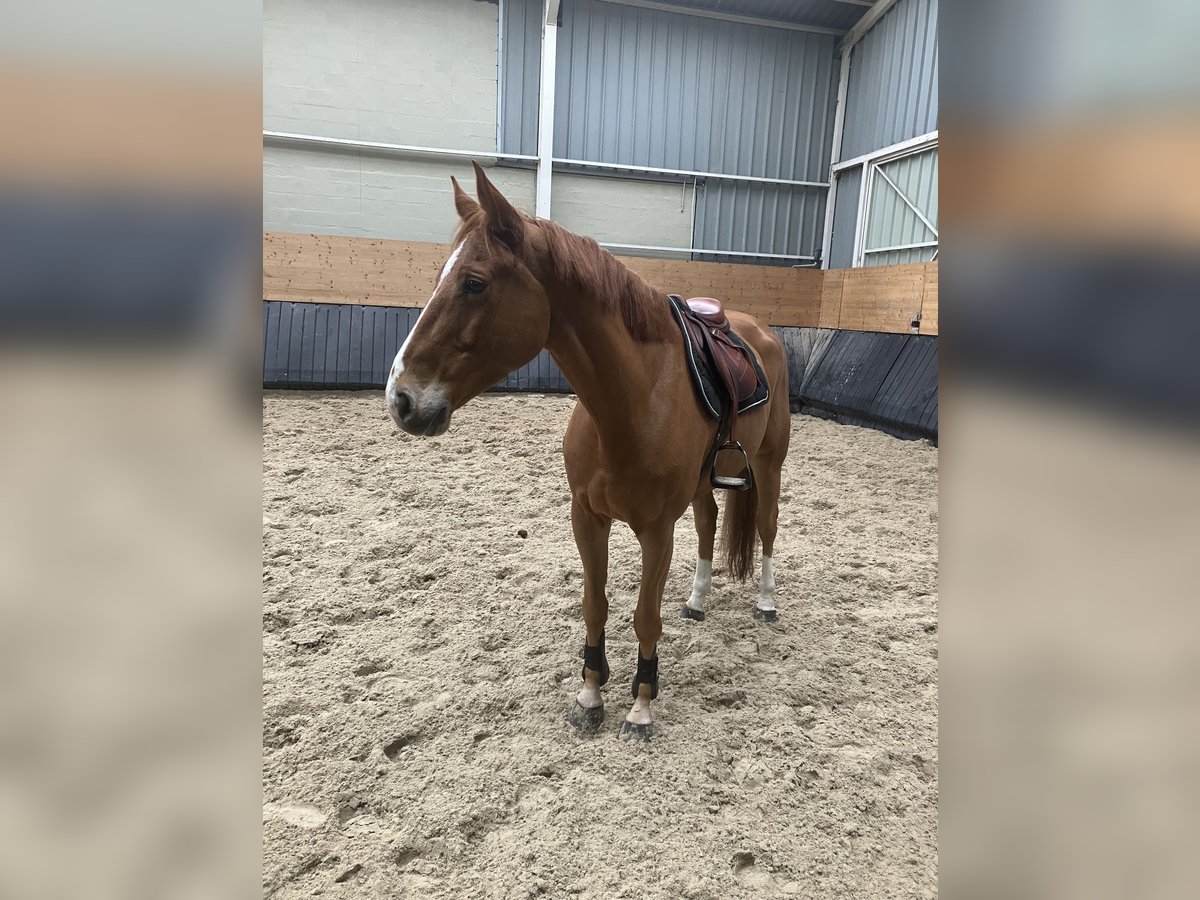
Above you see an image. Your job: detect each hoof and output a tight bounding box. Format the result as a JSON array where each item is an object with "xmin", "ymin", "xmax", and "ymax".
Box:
[
  {"xmin": 753, "ymin": 607, "xmax": 778, "ymax": 623},
  {"xmin": 567, "ymin": 702, "xmax": 605, "ymax": 730},
  {"xmin": 619, "ymin": 720, "xmax": 655, "ymax": 742},
  {"xmin": 680, "ymin": 604, "xmax": 705, "ymax": 622}
]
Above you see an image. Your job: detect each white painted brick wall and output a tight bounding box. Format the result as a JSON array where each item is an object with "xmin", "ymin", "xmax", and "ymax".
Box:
[
  {"xmin": 264, "ymin": 148, "xmax": 536, "ymax": 241},
  {"xmin": 263, "ymin": 0, "xmax": 695, "ymax": 250},
  {"xmin": 551, "ymin": 174, "xmax": 692, "ymax": 252},
  {"xmin": 264, "ymin": 0, "xmax": 498, "ymax": 146}
]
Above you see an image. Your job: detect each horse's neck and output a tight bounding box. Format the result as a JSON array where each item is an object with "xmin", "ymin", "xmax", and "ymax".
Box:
[{"xmin": 543, "ymin": 278, "xmax": 677, "ymax": 446}]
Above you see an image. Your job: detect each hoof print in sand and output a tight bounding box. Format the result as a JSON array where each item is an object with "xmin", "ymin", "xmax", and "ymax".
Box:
[
  {"xmin": 731, "ymin": 850, "xmax": 756, "ymax": 874},
  {"xmin": 383, "ymin": 733, "xmax": 421, "ymax": 760}
]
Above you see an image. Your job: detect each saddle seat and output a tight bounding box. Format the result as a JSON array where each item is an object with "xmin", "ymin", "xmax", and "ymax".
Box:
[
  {"xmin": 685, "ymin": 296, "xmax": 730, "ymax": 332},
  {"xmin": 684, "ymin": 297, "xmax": 756, "ymax": 403}
]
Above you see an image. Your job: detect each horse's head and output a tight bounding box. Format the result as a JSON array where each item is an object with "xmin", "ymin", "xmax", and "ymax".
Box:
[{"xmin": 386, "ymin": 163, "xmax": 550, "ymax": 436}]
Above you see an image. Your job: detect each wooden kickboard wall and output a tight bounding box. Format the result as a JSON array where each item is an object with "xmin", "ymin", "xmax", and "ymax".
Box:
[
  {"xmin": 818, "ymin": 262, "xmax": 938, "ymax": 336},
  {"xmin": 263, "ymin": 232, "xmax": 937, "ymax": 335}
]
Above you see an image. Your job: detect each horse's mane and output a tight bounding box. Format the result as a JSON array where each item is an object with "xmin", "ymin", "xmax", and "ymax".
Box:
[{"xmin": 454, "ymin": 211, "xmax": 674, "ymax": 344}]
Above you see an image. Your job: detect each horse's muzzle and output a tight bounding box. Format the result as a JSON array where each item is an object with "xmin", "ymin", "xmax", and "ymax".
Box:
[{"xmin": 387, "ymin": 387, "xmax": 451, "ymax": 437}]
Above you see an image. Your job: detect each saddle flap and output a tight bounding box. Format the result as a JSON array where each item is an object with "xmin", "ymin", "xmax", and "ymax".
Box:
[
  {"xmin": 713, "ymin": 334, "xmax": 760, "ymax": 404},
  {"xmin": 690, "ymin": 323, "xmax": 758, "ymax": 406}
]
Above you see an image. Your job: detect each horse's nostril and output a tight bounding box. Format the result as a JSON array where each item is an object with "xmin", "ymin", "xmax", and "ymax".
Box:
[{"xmin": 393, "ymin": 390, "xmax": 413, "ymax": 419}]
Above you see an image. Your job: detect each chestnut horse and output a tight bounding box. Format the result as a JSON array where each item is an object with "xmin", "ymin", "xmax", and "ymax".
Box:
[{"xmin": 386, "ymin": 163, "xmax": 790, "ymax": 740}]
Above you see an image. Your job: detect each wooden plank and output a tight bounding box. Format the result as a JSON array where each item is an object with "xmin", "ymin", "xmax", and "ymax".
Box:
[
  {"xmin": 263, "ymin": 232, "xmax": 823, "ymax": 327},
  {"xmin": 837, "ymin": 263, "xmax": 928, "ymax": 334},
  {"xmin": 920, "ymin": 263, "xmax": 939, "ymax": 335},
  {"xmin": 818, "ymin": 268, "xmax": 845, "ymax": 329},
  {"xmin": 619, "ymin": 257, "xmax": 821, "ymax": 327},
  {"xmin": 263, "ymin": 232, "xmax": 449, "ymax": 308}
]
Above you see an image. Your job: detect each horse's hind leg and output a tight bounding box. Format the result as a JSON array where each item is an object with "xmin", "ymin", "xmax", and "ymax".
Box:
[
  {"xmin": 681, "ymin": 489, "xmax": 718, "ymax": 621},
  {"xmin": 752, "ymin": 453, "xmax": 782, "ymax": 622},
  {"xmin": 567, "ymin": 498, "xmax": 612, "ymax": 730}
]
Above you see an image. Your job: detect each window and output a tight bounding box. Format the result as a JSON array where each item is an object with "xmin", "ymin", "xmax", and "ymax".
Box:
[{"xmin": 856, "ymin": 143, "xmax": 938, "ymax": 267}]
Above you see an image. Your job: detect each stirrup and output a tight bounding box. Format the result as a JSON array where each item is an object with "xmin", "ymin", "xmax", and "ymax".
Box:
[{"xmin": 711, "ymin": 442, "xmax": 754, "ymax": 492}]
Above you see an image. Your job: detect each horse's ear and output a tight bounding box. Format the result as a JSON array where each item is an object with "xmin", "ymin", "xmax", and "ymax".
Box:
[
  {"xmin": 472, "ymin": 161, "xmax": 524, "ymax": 252},
  {"xmin": 451, "ymin": 176, "xmax": 480, "ymax": 219}
]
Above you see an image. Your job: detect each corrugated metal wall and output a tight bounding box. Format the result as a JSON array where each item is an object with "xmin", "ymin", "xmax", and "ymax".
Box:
[
  {"xmin": 551, "ymin": 0, "xmax": 836, "ymax": 179},
  {"xmin": 499, "ymin": 0, "xmax": 542, "ymax": 158},
  {"xmin": 692, "ymin": 181, "xmax": 827, "ymax": 265},
  {"xmin": 841, "ymin": 0, "xmax": 938, "ymax": 160},
  {"xmin": 501, "ymin": 0, "xmax": 839, "ymax": 262},
  {"xmin": 826, "ymin": 0, "xmax": 938, "ymax": 269}
]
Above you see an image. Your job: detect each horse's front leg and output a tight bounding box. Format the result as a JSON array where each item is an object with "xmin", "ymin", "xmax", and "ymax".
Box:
[
  {"xmin": 567, "ymin": 498, "xmax": 612, "ymax": 730},
  {"xmin": 622, "ymin": 519, "xmax": 674, "ymax": 741}
]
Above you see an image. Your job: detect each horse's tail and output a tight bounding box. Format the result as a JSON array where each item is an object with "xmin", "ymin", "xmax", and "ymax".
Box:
[{"xmin": 720, "ymin": 487, "xmax": 758, "ymax": 582}]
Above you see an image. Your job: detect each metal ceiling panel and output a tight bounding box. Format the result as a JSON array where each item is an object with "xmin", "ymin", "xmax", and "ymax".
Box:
[{"xmin": 668, "ymin": 0, "xmax": 870, "ymax": 31}]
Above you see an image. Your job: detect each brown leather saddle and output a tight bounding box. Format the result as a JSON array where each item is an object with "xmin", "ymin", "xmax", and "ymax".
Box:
[{"xmin": 669, "ymin": 295, "xmax": 765, "ymax": 491}]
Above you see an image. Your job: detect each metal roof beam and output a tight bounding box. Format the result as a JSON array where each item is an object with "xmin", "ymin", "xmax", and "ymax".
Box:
[
  {"xmin": 839, "ymin": 0, "xmax": 900, "ymax": 51},
  {"xmin": 831, "ymin": 130, "xmax": 938, "ymax": 172}
]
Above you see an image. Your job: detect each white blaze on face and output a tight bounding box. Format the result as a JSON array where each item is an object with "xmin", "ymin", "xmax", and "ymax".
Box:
[
  {"xmin": 757, "ymin": 556, "xmax": 776, "ymax": 611},
  {"xmin": 438, "ymin": 242, "xmax": 465, "ymax": 284},
  {"xmin": 686, "ymin": 558, "xmax": 713, "ymax": 613},
  {"xmin": 386, "ymin": 242, "xmax": 464, "ymax": 404}
]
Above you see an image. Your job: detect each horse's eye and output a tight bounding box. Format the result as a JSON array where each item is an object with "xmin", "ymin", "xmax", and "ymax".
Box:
[{"xmin": 462, "ymin": 277, "xmax": 486, "ymax": 295}]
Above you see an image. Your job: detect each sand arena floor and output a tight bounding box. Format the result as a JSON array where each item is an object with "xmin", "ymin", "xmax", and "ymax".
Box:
[{"xmin": 263, "ymin": 391, "xmax": 938, "ymax": 899}]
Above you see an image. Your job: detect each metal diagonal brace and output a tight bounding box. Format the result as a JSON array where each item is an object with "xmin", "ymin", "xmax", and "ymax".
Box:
[{"xmin": 872, "ymin": 164, "xmax": 938, "ymax": 238}]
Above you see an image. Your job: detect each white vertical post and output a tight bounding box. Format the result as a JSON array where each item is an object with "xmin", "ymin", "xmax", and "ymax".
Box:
[
  {"xmin": 851, "ymin": 161, "xmax": 874, "ymax": 267},
  {"xmin": 820, "ymin": 46, "xmax": 852, "ymax": 268},
  {"xmin": 535, "ymin": 0, "xmax": 561, "ymax": 219},
  {"xmin": 496, "ymin": 0, "xmax": 506, "ymax": 155}
]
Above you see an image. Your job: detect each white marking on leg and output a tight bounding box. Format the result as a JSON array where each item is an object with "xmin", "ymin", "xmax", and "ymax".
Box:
[
  {"xmin": 386, "ymin": 242, "xmax": 464, "ymax": 405},
  {"xmin": 686, "ymin": 557, "xmax": 712, "ymax": 613},
  {"xmin": 757, "ymin": 555, "xmax": 776, "ymax": 611},
  {"xmin": 625, "ymin": 685, "xmax": 654, "ymax": 726},
  {"xmin": 576, "ymin": 671, "xmax": 603, "ymax": 709}
]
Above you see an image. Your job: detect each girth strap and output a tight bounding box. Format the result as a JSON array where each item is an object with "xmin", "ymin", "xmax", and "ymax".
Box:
[
  {"xmin": 581, "ymin": 631, "xmax": 609, "ymax": 686},
  {"xmin": 631, "ymin": 652, "xmax": 659, "ymax": 701}
]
